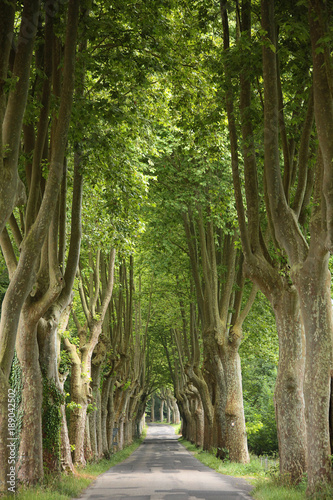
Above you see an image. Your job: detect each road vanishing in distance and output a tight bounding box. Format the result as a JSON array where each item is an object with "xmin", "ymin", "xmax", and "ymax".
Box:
[{"xmin": 77, "ymin": 423, "xmax": 254, "ymax": 500}]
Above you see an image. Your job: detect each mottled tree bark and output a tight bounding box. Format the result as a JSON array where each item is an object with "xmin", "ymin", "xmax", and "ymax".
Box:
[
  {"xmin": 223, "ymin": 335, "xmax": 249, "ymax": 463},
  {"xmin": 159, "ymin": 400, "xmax": 164, "ymax": 422},
  {"xmin": 151, "ymin": 394, "xmax": 155, "ymax": 422},
  {"xmin": 107, "ymin": 385, "xmax": 116, "ymax": 454},
  {"xmin": 194, "ymin": 398, "xmax": 204, "ymax": 448},
  {"xmin": 68, "ymin": 356, "xmax": 90, "ymax": 467},
  {"xmin": 167, "ymin": 401, "xmax": 171, "ymax": 423},
  {"xmin": 59, "ymin": 372, "xmax": 74, "ymax": 473},
  {"xmin": 101, "ymin": 375, "xmax": 115, "ymax": 457},
  {"xmin": 16, "ymin": 308, "xmax": 44, "ymax": 483},
  {"xmin": 273, "ymin": 288, "xmax": 307, "ymax": 481},
  {"xmin": 293, "ymin": 251, "xmax": 332, "ymax": 490},
  {"xmin": 172, "ymin": 399, "xmax": 180, "ymax": 424},
  {"xmin": 306, "ymin": 0, "xmax": 333, "ymax": 492}
]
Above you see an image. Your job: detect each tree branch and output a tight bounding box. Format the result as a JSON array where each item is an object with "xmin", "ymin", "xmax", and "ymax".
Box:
[
  {"xmin": 0, "ymin": 228, "xmax": 17, "ymax": 279},
  {"xmin": 292, "ymin": 89, "xmax": 314, "ymax": 219}
]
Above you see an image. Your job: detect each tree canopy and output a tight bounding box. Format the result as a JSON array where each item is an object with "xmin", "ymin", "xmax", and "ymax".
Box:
[{"xmin": 0, "ymin": 0, "xmax": 333, "ymax": 497}]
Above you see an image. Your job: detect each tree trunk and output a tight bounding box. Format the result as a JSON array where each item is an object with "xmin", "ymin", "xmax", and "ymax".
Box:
[
  {"xmin": 66, "ymin": 249, "xmax": 116, "ymax": 464},
  {"xmin": 38, "ymin": 312, "xmax": 65, "ymax": 473},
  {"xmin": 177, "ymin": 392, "xmax": 193, "ymax": 442},
  {"xmin": 206, "ymin": 356, "xmax": 225, "ymax": 454},
  {"xmin": 124, "ymin": 412, "xmax": 131, "ymax": 446},
  {"xmin": 71, "ymin": 401, "xmax": 88, "ymax": 466},
  {"xmin": 245, "ymin": 261, "xmax": 308, "ymax": 481},
  {"xmin": 294, "ymin": 255, "xmax": 332, "ymax": 491},
  {"xmin": 88, "ymin": 409, "xmax": 97, "ymax": 460},
  {"xmin": 172, "ymin": 400, "xmax": 180, "ymax": 424},
  {"xmin": 101, "ymin": 375, "xmax": 115, "ymax": 457},
  {"xmin": 194, "ymin": 399, "xmax": 204, "ymax": 448},
  {"xmin": 59, "ymin": 372, "xmax": 74, "ymax": 474},
  {"xmin": 118, "ymin": 416, "xmax": 124, "ymax": 451},
  {"xmin": 68, "ymin": 361, "xmax": 89, "ymax": 466},
  {"xmin": 107, "ymin": 386, "xmax": 116, "ymax": 454},
  {"xmin": 167, "ymin": 401, "xmax": 171, "ymax": 423},
  {"xmin": 203, "ymin": 412, "xmax": 214, "ymax": 451},
  {"xmin": 84, "ymin": 416, "xmax": 93, "ymax": 462},
  {"xmin": 89, "ymin": 362, "xmax": 102, "ymax": 460},
  {"xmin": 96, "ymin": 383, "xmax": 102, "ymax": 457},
  {"xmin": 186, "ymin": 362, "xmax": 215, "ymax": 450},
  {"xmin": 60, "ymin": 404, "xmax": 74, "ymax": 474},
  {"xmin": 307, "ymin": 1, "xmax": 333, "ymax": 493},
  {"xmin": 151, "ymin": 394, "xmax": 155, "ymax": 422},
  {"xmin": 16, "ymin": 314, "xmax": 43, "ymax": 484},
  {"xmin": 0, "ymin": 371, "xmax": 11, "ymax": 492},
  {"xmin": 160, "ymin": 400, "xmax": 164, "ymax": 422},
  {"xmin": 273, "ymin": 287, "xmax": 307, "ymax": 483},
  {"xmin": 121, "ymin": 390, "xmax": 132, "ymax": 447},
  {"xmin": 113, "ymin": 387, "xmax": 125, "ymax": 451},
  {"xmin": 128, "ymin": 390, "xmax": 142, "ymax": 441},
  {"xmin": 329, "ymin": 375, "xmax": 333, "ymax": 458},
  {"xmin": 177, "ymin": 400, "xmax": 186, "ymax": 437},
  {"xmin": 224, "ymin": 338, "xmax": 250, "ymax": 463}
]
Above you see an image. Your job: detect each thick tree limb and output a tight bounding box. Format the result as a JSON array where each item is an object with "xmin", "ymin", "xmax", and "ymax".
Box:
[
  {"xmin": 292, "ymin": 90, "xmax": 314, "ymax": 219},
  {"xmin": 309, "ymin": 0, "xmax": 333, "ymax": 251},
  {"xmin": 221, "ymin": 0, "xmax": 252, "ymax": 258},
  {"xmin": 0, "ymin": 0, "xmax": 40, "ymax": 234},
  {"xmin": 0, "ymin": 228, "xmax": 17, "ymax": 279},
  {"xmin": 261, "ymin": 0, "xmax": 308, "ymax": 265}
]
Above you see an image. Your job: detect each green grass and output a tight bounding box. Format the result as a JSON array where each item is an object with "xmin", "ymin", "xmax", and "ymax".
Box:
[
  {"xmin": 252, "ymin": 480, "xmax": 306, "ymax": 500},
  {"xmin": 170, "ymin": 422, "xmax": 182, "ymax": 435},
  {"xmin": 179, "ymin": 438, "xmax": 325, "ymax": 500},
  {"xmin": 179, "ymin": 438, "xmax": 272, "ymax": 479},
  {"xmin": 253, "ymin": 472, "xmax": 333, "ymax": 500},
  {"xmin": 1, "ymin": 436, "xmax": 145, "ymax": 500}
]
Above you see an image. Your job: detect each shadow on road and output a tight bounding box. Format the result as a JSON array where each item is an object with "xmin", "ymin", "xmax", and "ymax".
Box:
[{"xmin": 77, "ymin": 424, "xmax": 254, "ymax": 500}]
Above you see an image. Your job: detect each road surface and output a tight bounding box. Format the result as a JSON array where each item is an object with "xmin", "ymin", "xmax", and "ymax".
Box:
[{"xmin": 77, "ymin": 423, "xmax": 254, "ymax": 500}]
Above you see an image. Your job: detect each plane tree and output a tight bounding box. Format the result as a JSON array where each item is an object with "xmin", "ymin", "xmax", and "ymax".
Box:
[
  {"xmin": 218, "ymin": 0, "xmax": 333, "ymax": 491},
  {"xmin": 219, "ymin": 0, "xmax": 308, "ymax": 482},
  {"xmin": 0, "ymin": 0, "xmax": 80, "ymax": 488}
]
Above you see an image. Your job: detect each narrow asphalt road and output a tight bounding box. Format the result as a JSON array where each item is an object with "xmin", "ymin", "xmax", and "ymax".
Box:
[{"xmin": 77, "ymin": 424, "xmax": 254, "ymax": 500}]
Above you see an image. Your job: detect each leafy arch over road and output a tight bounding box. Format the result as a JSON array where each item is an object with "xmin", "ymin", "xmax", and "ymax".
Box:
[{"xmin": 0, "ymin": 0, "xmax": 332, "ymax": 497}]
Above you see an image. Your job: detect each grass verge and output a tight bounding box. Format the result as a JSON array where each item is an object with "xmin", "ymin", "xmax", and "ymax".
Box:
[
  {"xmin": 179, "ymin": 438, "xmax": 311, "ymax": 500},
  {"xmin": 179, "ymin": 438, "xmax": 272, "ymax": 479},
  {"xmin": 252, "ymin": 480, "xmax": 306, "ymax": 500},
  {"xmin": 1, "ymin": 435, "xmax": 146, "ymax": 500},
  {"xmin": 170, "ymin": 422, "xmax": 182, "ymax": 435}
]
